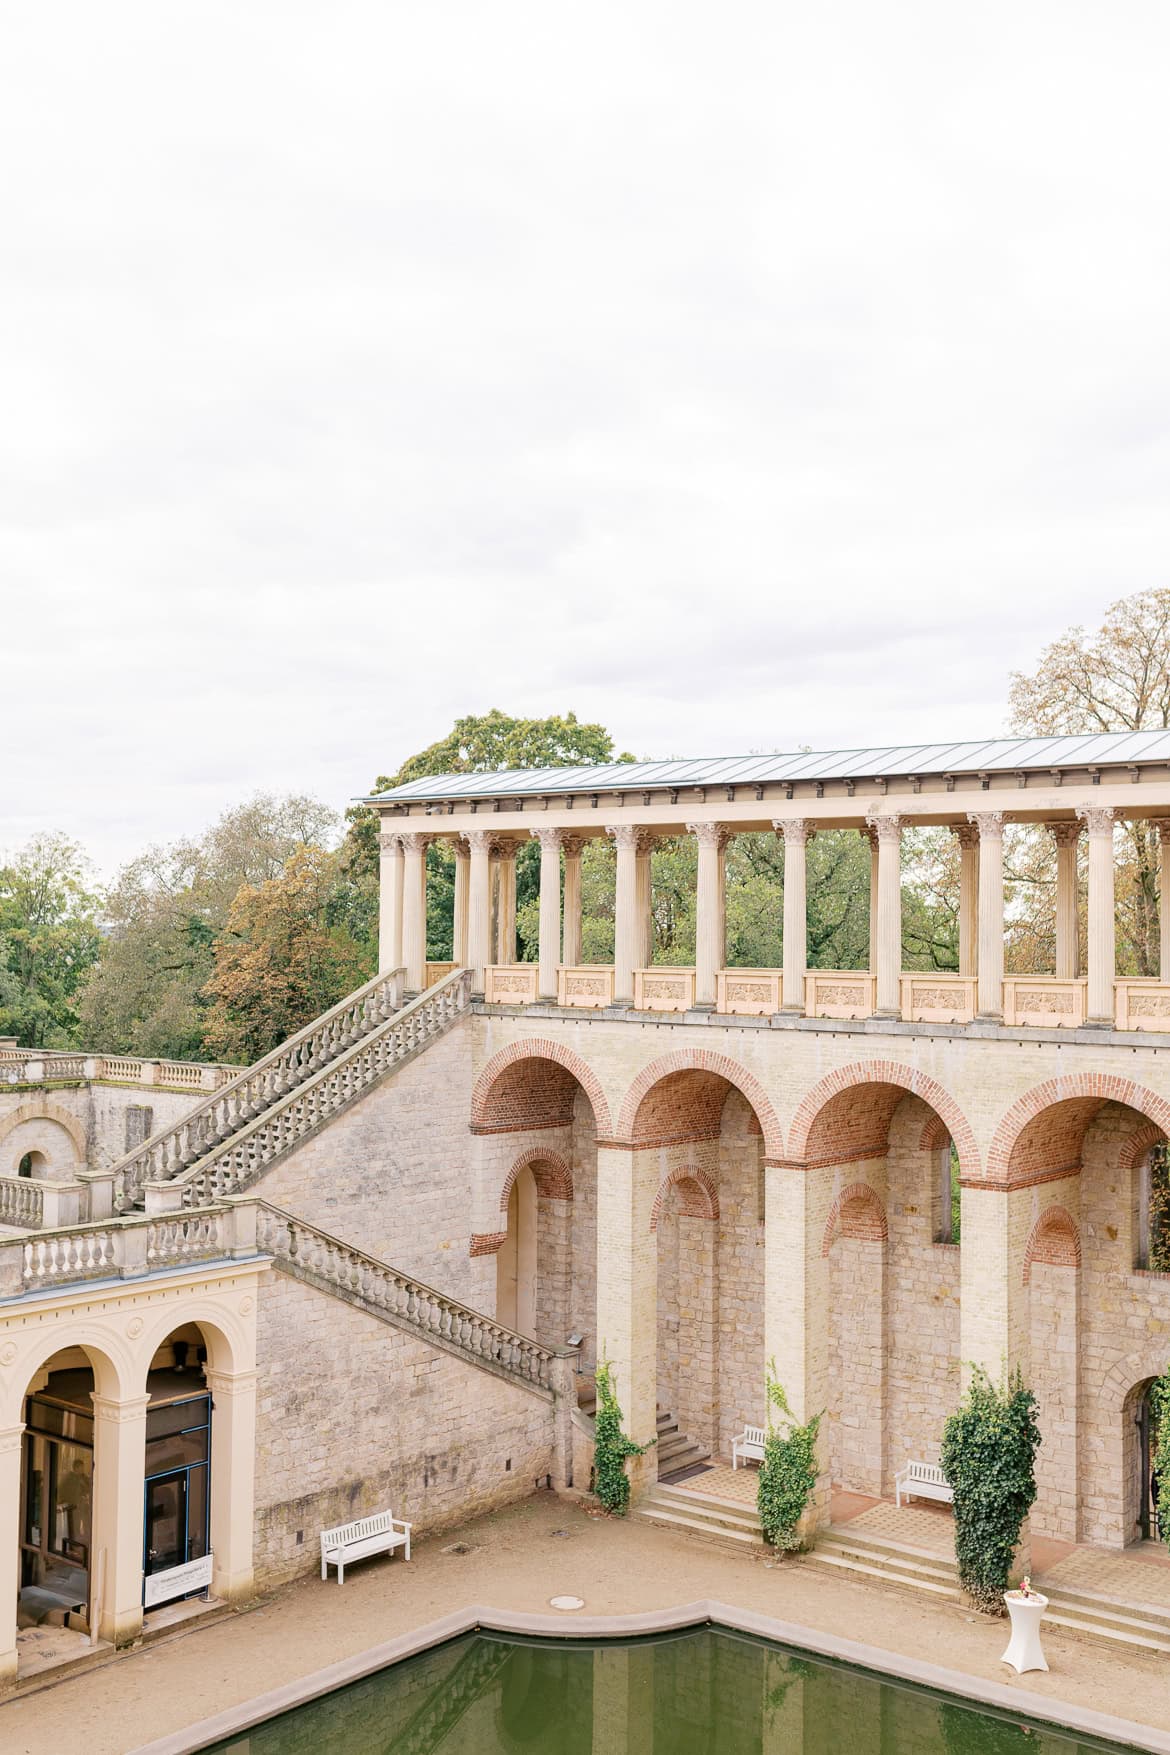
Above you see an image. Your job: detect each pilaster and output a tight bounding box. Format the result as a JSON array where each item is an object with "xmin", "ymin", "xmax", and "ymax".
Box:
[
  {"xmin": 204, "ymin": 1367, "xmax": 258, "ymax": 1604},
  {"xmin": 91, "ymin": 1391, "xmax": 150, "ymax": 1648},
  {"xmin": 594, "ymin": 1144, "xmax": 658, "ymax": 1485},
  {"xmin": 763, "ymin": 1162, "xmax": 833, "ymax": 1529}
]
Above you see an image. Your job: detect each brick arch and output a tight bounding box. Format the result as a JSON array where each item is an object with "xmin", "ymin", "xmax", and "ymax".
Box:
[
  {"xmin": 1022, "ymin": 1206, "xmax": 1081, "ymax": 1283},
  {"xmin": 1119, "ymin": 1120, "xmax": 1167, "ymax": 1173},
  {"xmin": 821, "ymin": 1182, "xmax": 888, "ymax": 1256},
  {"xmin": 470, "ymin": 1038, "xmax": 611, "ymax": 1136},
  {"xmin": 987, "ymin": 1075, "xmax": 1170, "ymax": 1189},
  {"xmin": 786, "ymin": 1061, "xmax": 978, "ymax": 1174},
  {"xmin": 499, "ymin": 1147, "xmax": 574, "ymax": 1212},
  {"xmin": 0, "ymin": 1099, "xmax": 87, "ymax": 1172},
  {"xmin": 613, "ymin": 1051, "xmax": 783, "ymax": 1157},
  {"xmin": 920, "ymin": 1112, "xmax": 952, "ymax": 1152},
  {"xmin": 649, "ymin": 1166, "xmax": 720, "ymax": 1232}
]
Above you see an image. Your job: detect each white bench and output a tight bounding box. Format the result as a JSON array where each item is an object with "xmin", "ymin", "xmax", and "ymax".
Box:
[
  {"xmin": 320, "ymin": 1511, "xmax": 412, "ymax": 1583},
  {"xmin": 895, "ymin": 1461, "xmax": 953, "ymax": 1507},
  {"xmin": 732, "ymin": 1425, "xmax": 766, "ymax": 1469}
]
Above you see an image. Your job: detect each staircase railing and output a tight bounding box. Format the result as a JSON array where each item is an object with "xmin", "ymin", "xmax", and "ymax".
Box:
[
  {"xmin": 167, "ymin": 970, "xmax": 472, "ymax": 1210},
  {"xmin": 257, "ymin": 1200, "xmax": 558, "ymax": 1395},
  {"xmin": 106, "ymin": 964, "xmax": 408, "ymax": 1213}
]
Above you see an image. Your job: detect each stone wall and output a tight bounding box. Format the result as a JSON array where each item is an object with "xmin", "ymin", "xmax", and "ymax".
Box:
[
  {"xmin": 0, "ymin": 1083, "xmax": 204, "ymax": 1178},
  {"xmin": 253, "ymin": 1268, "xmax": 557, "ymax": 1587}
]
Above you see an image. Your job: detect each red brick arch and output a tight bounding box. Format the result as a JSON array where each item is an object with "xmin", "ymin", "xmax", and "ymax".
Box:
[
  {"xmin": 649, "ymin": 1166, "xmax": 720, "ymax": 1232},
  {"xmin": 1022, "ymin": 1206, "xmax": 1081, "ymax": 1283},
  {"xmin": 499, "ymin": 1147, "xmax": 574, "ymax": 1212},
  {"xmin": 612, "ymin": 1050, "xmax": 783, "ymax": 1157},
  {"xmin": 786, "ymin": 1061, "xmax": 978, "ymax": 1174},
  {"xmin": 470, "ymin": 1038, "xmax": 611, "ymax": 1136},
  {"xmin": 986, "ymin": 1075, "xmax": 1170, "ymax": 1189},
  {"xmin": 822, "ymin": 1182, "xmax": 889, "ymax": 1255}
]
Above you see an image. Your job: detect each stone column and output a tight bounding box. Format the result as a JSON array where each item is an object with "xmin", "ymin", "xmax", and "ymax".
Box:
[
  {"xmin": 764, "ymin": 1163, "xmax": 833, "ymax": 1530},
  {"xmin": 1159, "ymin": 822, "xmax": 1170, "ymax": 980},
  {"xmin": 1049, "ymin": 822, "xmax": 1081, "ymax": 979},
  {"xmin": 0, "ymin": 1422, "xmax": 21, "ymax": 1687},
  {"xmin": 91, "ymin": 1391, "xmax": 150, "ymax": 1648},
  {"xmin": 561, "ymin": 836, "xmax": 584, "ymax": 966},
  {"xmin": 607, "ymin": 825, "xmax": 641, "ymax": 1007},
  {"xmin": 636, "ymin": 833, "xmax": 655, "ymax": 968},
  {"xmin": 688, "ymin": 822, "xmax": 729, "ymax": 1009},
  {"xmin": 464, "ymin": 830, "xmax": 494, "ymax": 997},
  {"xmin": 452, "ymin": 839, "xmax": 470, "ymax": 966},
  {"xmin": 533, "ymin": 828, "xmax": 563, "ymax": 1001},
  {"xmin": 495, "ymin": 842, "xmax": 518, "ymax": 965},
  {"xmin": 205, "ymin": 1367, "xmax": 258, "ymax": 1604},
  {"xmin": 400, "ymin": 832, "xmax": 432, "ymax": 995},
  {"xmin": 863, "ymin": 825, "xmax": 880, "ymax": 975},
  {"xmin": 1077, "ymin": 805, "xmax": 1118, "ymax": 1027},
  {"xmin": 377, "ymin": 830, "xmax": 404, "ymax": 975},
  {"xmin": 969, "ymin": 812, "xmax": 1005, "ymax": 1020},
  {"xmin": 952, "ymin": 823, "xmax": 979, "ymax": 979},
  {"xmin": 595, "ymin": 1144, "xmax": 658, "ymax": 1487},
  {"xmin": 775, "ymin": 819, "xmax": 815, "ymax": 1012},
  {"xmin": 865, "ymin": 811, "xmax": 904, "ymax": 1017}
]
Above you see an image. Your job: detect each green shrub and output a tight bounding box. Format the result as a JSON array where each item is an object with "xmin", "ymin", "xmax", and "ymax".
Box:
[
  {"xmin": 940, "ymin": 1366, "xmax": 1040, "ymax": 1612},
  {"xmin": 593, "ymin": 1357, "xmax": 649, "ymax": 1515},
  {"xmin": 1151, "ymin": 1365, "xmax": 1170, "ymax": 1550},
  {"xmin": 757, "ymin": 1363, "xmax": 821, "ymax": 1551}
]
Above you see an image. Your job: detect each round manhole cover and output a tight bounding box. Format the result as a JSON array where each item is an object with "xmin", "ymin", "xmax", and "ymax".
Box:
[{"xmin": 549, "ymin": 1595, "xmax": 585, "ymax": 1612}]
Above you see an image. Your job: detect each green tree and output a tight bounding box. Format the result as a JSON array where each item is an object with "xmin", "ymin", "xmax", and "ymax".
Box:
[
  {"xmin": 940, "ymin": 1366, "xmax": 1040, "ymax": 1612},
  {"xmin": 0, "ymin": 835, "xmax": 100, "ymax": 1047}
]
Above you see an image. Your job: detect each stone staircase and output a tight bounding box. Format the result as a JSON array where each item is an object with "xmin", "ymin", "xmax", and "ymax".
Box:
[
  {"xmin": 804, "ymin": 1523, "xmax": 1170, "ymax": 1654},
  {"xmin": 103, "ymin": 967, "xmax": 471, "ymax": 1214},
  {"xmin": 633, "ymin": 1478, "xmax": 764, "ymax": 1549},
  {"xmin": 655, "ymin": 1409, "xmax": 710, "ymax": 1481}
]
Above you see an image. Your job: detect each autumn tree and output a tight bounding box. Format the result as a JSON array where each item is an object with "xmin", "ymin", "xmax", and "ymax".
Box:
[
  {"xmin": 201, "ymin": 846, "xmax": 368, "ymax": 1062},
  {"xmin": 0, "ymin": 835, "xmax": 100, "ymax": 1047}
]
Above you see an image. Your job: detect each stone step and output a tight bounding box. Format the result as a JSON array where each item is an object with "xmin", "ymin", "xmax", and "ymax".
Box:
[
  {"xmin": 803, "ymin": 1548, "xmax": 959, "ymax": 1599},
  {"xmin": 646, "ymin": 1485, "xmax": 762, "ymax": 1536},
  {"xmin": 632, "ymin": 1495, "xmax": 764, "ymax": 1550},
  {"xmin": 1043, "ymin": 1606, "xmax": 1170, "ymax": 1654}
]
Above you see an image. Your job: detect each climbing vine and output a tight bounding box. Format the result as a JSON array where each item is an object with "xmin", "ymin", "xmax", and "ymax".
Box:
[
  {"xmin": 593, "ymin": 1356, "xmax": 649, "ymax": 1515},
  {"xmin": 940, "ymin": 1366, "xmax": 1040, "ymax": 1613},
  {"xmin": 1151, "ymin": 1364, "xmax": 1170, "ymax": 1549},
  {"xmin": 757, "ymin": 1363, "xmax": 821, "ymax": 1551}
]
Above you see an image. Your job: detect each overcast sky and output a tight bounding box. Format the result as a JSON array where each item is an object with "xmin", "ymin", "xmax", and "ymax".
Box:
[{"xmin": 3, "ymin": 3, "xmax": 1168, "ymax": 878}]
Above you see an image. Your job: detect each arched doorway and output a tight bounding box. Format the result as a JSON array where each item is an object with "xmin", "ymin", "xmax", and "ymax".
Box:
[
  {"xmin": 19, "ymin": 1354, "xmax": 97, "ymax": 1639},
  {"xmin": 496, "ymin": 1165, "xmax": 538, "ymax": 1338},
  {"xmin": 17, "ymin": 1152, "xmax": 46, "ymax": 1179},
  {"xmin": 1123, "ymin": 1379, "xmax": 1160, "ymax": 1546},
  {"xmin": 141, "ymin": 1325, "xmax": 214, "ymax": 1609}
]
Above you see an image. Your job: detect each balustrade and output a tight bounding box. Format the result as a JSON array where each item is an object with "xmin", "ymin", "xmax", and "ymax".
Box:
[
  {"xmin": 0, "ymin": 1203, "xmax": 243, "ymax": 1295},
  {"xmin": 0, "ymin": 1177, "xmax": 43, "ymax": 1227}
]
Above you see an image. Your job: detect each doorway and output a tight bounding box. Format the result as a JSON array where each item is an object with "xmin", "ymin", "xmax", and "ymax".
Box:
[{"xmin": 496, "ymin": 1166, "xmax": 537, "ymax": 1337}]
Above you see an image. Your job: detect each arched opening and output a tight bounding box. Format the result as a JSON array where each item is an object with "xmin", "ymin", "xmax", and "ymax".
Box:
[
  {"xmin": 18, "ymin": 1352, "xmax": 97, "ymax": 1640},
  {"xmin": 1123, "ymin": 1379, "xmax": 1161, "ymax": 1546},
  {"xmin": 17, "ymin": 1151, "xmax": 47, "ymax": 1180},
  {"xmin": 1133, "ymin": 1139, "xmax": 1170, "ymax": 1272},
  {"xmin": 141, "ymin": 1325, "xmax": 214, "ymax": 1610},
  {"xmin": 0, "ymin": 1109, "xmax": 86, "ymax": 1182},
  {"xmin": 496, "ymin": 1164, "xmax": 538, "ymax": 1338}
]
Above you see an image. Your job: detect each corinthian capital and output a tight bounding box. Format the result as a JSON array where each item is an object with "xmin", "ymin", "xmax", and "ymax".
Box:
[
  {"xmin": 864, "ymin": 808, "xmax": 905, "ymax": 842},
  {"xmin": 463, "ymin": 829, "xmax": 496, "ymax": 854},
  {"xmin": 532, "ymin": 828, "xmax": 564, "ymax": 853},
  {"xmin": 560, "ymin": 835, "xmax": 586, "ymax": 859},
  {"xmin": 967, "ymin": 811, "xmax": 1005, "ymax": 841},
  {"xmin": 772, "ymin": 817, "xmax": 816, "ymax": 846},
  {"xmin": 685, "ymin": 821, "xmax": 732, "ymax": 851},
  {"xmin": 606, "ymin": 823, "xmax": 641, "ymax": 851},
  {"xmin": 1158, "ymin": 820, "xmax": 1170, "ymax": 847},
  {"xmin": 1047, "ymin": 821, "xmax": 1082, "ymax": 849},
  {"xmin": 399, "ymin": 831, "xmax": 434, "ymax": 855},
  {"xmin": 1076, "ymin": 804, "xmax": 1119, "ymax": 837},
  {"xmin": 378, "ymin": 829, "xmax": 402, "ymax": 855},
  {"xmin": 950, "ymin": 823, "xmax": 978, "ymax": 851}
]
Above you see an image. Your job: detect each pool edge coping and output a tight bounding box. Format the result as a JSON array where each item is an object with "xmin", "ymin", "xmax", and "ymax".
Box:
[{"xmin": 126, "ymin": 1598, "xmax": 1170, "ymax": 1755}]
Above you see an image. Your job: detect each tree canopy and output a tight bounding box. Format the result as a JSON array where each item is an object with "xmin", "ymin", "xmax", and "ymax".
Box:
[{"xmin": 0, "ymin": 835, "xmax": 100, "ymax": 1048}]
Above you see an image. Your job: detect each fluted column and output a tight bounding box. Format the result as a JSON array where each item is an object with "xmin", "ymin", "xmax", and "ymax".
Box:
[
  {"xmin": 464, "ymin": 830, "xmax": 494, "ymax": 997},
  {"xmin": 865, "ymin": 811, "xmax": 904, "ymax": 1016},
  {"xmin": 378, "ymin": 830, "xmax": 404, "ymax": 974},
  {"xmin": 561, "ymin": 836, "xmax": 584, "ymax": 966},
  {"xmin": 1077, "ymin": 805, "xmax": 1118, "ymax": 1027},
  {"xmin": 1049, "ymin": 822, "xmax": 1081, "ymax": 979},
  {"xmin": 969, "ymin": 812, "xmax": 1005, "ymax": 1020},
  {"xmin": 452, "ymin": 839, "xmax": 470, "ymax": 966},
  {"xmin": 636, "ymin": 833, "xmax": 655, "ymax": 968},
  {"xmin": 775, "ymin": 818, "xmax": 815, "ymax": 1012},
  {"xmin": 687, "ymin": 822, "xmax": 729, "ymax": 1009},
  {"xmin": 400, "ymin": 832, "xmax": 433, "ymax": 994},
  {"xmin": 607, "ymin": 825, "xmax": 641, "ymax": 1006},
  {"xmin": 952, "ymin": 823, "xmax": 979, "ymax": 978},
  {"xmin": 1159, "ymin": 822, "xmax": 1170, "ymax": 980},
  {"xmin": 495, "ymin": 842, "xmax": 518, "ymax": 964},
  {"xmin": 533, "ymin": 829, "xmax": 562, "ymax": 1001},
  {"xmin": 863, "ymin": 825, "xmax": 879, "ymax": 975}
]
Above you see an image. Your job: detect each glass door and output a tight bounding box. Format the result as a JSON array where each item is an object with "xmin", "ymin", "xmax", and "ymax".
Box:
[{"xmin": 145, "ymin": 1471, "xmax": 188, "ymax": 1576}]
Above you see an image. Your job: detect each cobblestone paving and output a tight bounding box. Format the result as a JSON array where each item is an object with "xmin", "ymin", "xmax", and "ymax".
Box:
[
  {"xmin": 676, "ymin": 1463, "xmax": 760, "ymax": 1505},
  {"xmin": 848, "ymin": 1501, "xmax": 957, "ymax": 1555},
  {"xmin": 1041, "ymin": 1543, "xmax": 1170, "ymax": 1608}
]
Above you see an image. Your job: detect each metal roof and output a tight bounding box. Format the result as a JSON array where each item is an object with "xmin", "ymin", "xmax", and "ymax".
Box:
[{"xmin": 367, "ymin": 730, "xmax": 1170, "ymax": 803}]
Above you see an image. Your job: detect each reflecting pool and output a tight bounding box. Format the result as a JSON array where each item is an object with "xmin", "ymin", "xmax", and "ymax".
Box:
[{"xmin": 206, "ymin": 1627, "xmax": 1140, "ymax": 1754}]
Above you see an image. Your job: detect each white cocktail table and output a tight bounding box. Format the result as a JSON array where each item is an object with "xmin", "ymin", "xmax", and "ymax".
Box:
[{"xmin": 1002, "ymin": 1589, "xmax": 1049, "ymax": 1673}]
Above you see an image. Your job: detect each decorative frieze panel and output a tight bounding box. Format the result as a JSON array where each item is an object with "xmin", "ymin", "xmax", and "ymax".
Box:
[
  {"xmin": 556, "ymin": 966, "xmax": 615, "ymax": 1008},
  {"xmin": 425, "ymin": 962, "xmax": 457, "ymax": 989},
  {"xmin": 1002, "ymin": 977, "xmax": 1087, "ymax": 1029},
  {"xmin": 1114, "ymin": 979, "xmax": 1170, "ymax": 1032},
  {"xmin": 804, "ymin": 971, "xmax": 877, "ymax": 1019},
  {"xmin": 715, "ymin": 969, "xmax": 782, "ymax": 1016},
  {"xmin": 633, "ymin": 968, "xmax": 695, "ymax": 1012},
  {"xmin": 483, "ymin": 965, "xmax": 539, "ymax": 1005},
  {"xmin": 900, "ymin": 974, "xmax": 977, "ymax": 1024}
]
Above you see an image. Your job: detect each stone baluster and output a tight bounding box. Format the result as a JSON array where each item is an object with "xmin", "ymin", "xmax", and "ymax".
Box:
[
  {"xmin": 400, "ymin": 833, "xmax": 433, "ymax": 995},
  {"xmin": 968, "ymin": 812, "xmax": 1005, "ymax": 1020},
  {"xmin": 495, "ymin": 841, "xmax": 519, "ymax": 965},
  {"xmin": 951, "ymin": 823, "xmax": 979, "ymax": 978},
  {"xmin": 452, "ymin": 838, "xmax": 470, "ymax": 966},
  {"xmin": 865, "ymin": 811, "xmax": 905, "ymax": 1016},
  {"xmin": 775, "ymin": 819, "xmax": 815, "ymax": 1012},
  {"xmin": 1049, "ymin": 822, "xmax": 1082, "ymax": 979},
  {"xmin": 561, "ymin": 836, "xmax": 584, "ymax": 967},
  {"xmin": 533, "ymin": 828, "xmax": 563, "ymax": 1002},
  {"xmin": 464, "ymin": 830, "xmax": 495, "ymax": 996},
  {"xmin": 378, "ymin": 830, "xmax": 404, "ymax": 975},
  {"xmin": 607, "ymin": 825, "xmax": 642, "ymax": 1006},
  {"xmin": 687, "ymin": 823, "xmax": 730, "ymax": 1009},
  {"xmin": 1077, "ymin": 805, "xmax": 1118, "ymax": 1026}
]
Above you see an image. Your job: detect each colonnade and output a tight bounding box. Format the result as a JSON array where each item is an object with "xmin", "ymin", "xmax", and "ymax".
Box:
[{"xmin": 379, "ymin": 811, "xmax": 1170, "ymax": 1025}]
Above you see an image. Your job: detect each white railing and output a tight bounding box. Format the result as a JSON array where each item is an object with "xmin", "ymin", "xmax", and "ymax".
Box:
[
  {"xmin": 164, "ymin": 970, "xmax": 472, "ymax": 1209},
  {"xmin": 0, "ymin": 1049, "xmax": 241, "ymax": 1089},
  {"xmin": 0, "ymin": 1177, "xmax": 43, "ymax": 1227},
  {"xmin": 1, "ymin": 1204, "xmax": 249, "ymax": 1295},
  {"xmin": 105, "ymin": 965, "xmax": 409, "ymax": 1213},
  {"xmin": 257, "ymin": 1202, "xmax": 557, "ymax": 1394}
]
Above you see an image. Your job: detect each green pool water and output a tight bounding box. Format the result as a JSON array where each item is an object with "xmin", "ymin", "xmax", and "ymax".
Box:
[{"xmin": 205, "ymin": 1626, "xmax": 1141, "ymax": 1754}]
